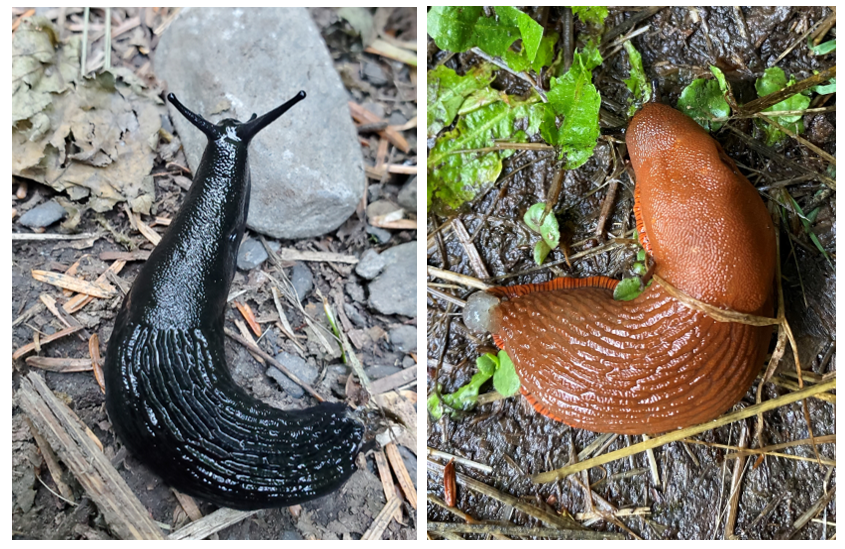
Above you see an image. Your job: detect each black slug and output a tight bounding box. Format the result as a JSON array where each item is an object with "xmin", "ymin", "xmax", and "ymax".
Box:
[{"xmin": 104, "ymin": 91, "xmax": 364, "ymax": 510}]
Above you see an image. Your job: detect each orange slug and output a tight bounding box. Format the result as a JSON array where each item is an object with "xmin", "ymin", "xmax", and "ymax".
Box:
[{"xmin": 476, "ymin": 103, "xmax": 776, "ymax": 435}]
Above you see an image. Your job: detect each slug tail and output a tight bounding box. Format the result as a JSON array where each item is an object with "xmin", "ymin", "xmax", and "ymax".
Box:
[{"xmin": 237, "ymin": 91, "xmax": 307, "ymax": 143}]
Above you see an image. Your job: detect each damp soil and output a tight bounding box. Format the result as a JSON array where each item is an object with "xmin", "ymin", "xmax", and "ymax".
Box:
[
  {"xmin": 427, "ymin": 6, "xmax": 835, "ymax": 540},
  {"xmin": 12, "ymin": 7, "xmax": 417, "ymax": 541}
]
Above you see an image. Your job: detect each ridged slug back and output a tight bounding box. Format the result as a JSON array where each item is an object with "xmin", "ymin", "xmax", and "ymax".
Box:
[
  {"xmin": 104, "ymin": 92, "xmax": 364, "ymax": 509},
  {"xmin": 489, "ymin": 104, "xmax": 775, "ymax": 435}
]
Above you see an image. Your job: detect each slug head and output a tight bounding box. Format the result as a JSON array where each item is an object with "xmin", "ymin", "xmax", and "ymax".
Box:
[{"xmin": 167, "ymin": 91, "xmax": 306, "ymax": 144}]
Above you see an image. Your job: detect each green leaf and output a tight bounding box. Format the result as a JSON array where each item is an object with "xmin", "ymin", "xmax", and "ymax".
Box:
[
  {"xmin": 572, "ymin": 6, "xmax": 609, "ymax": 27},
  {"xmin": 677, "ymin": 66, "xmax": 731, "ymax": 131},
  {"xmin": 636, "ymin": 248, "xmax": 646, "ymax": 262},
  {"xmin": 476, "ymin": 353, "xmax": 498, "ymax": 377},
  {"xmin": 632, "ymin": 262, "xmax": 647, "ymax": 276},
  {"xmin": 623, "ymin": 41, "xmax": 650, "ymax": 116},
  {"xmin": 533, "ymin": 240, "xmax": 551, "ymax": 265},
  {"xmin": 809, "ymin": 38, "xmax": 835, "ymax": 55},
  {"xmin": 613, "ymin": 277, "xmax": 644, "ymax": 301},
  {"xmin": 503, "ymin": 31, "xmax": 559, "ymax": 73},
  {"xmin": 811, "ymin": 71, "xmax": 836, "ymax": 95},
  {"xmin": 754, "ymin": 67, "xmax": 810, "ymax": 145},
  {"xmin": 427, "ymin": 64, "xmax": 496, "ymax": 137},
  {"xmin": 494, "ymin": 6, "xmax": 543, "ymax": 63},
  {"xmin": 441, "ymin": 371, "xmax": 492, "ymax": 411},
  {"xmin": 427, "ymin": 6, "xmax": 483, "ymax": 52},
  {"xmin": 493, "ymin": 350, "xmax": 520, "ymax": 397},
  {"xmin": 428, "ymin": 96, "xmax": 542, "ymax": 210},
  {"xmin": 427, "ymin": 393, "xmax": 444, "ymax": 421},
  {"xmin": 541, "ymin": 42, "xmax": 602, "ymax": 169},
  {"xmin": 523, "ymin": 202, "xmax": 560, "ymax": 249}
]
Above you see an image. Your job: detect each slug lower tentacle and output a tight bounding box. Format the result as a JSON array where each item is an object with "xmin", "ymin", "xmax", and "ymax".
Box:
[
  {"xmin": 104, "ymin": 91, "xmax": 364, "ymax": 510},
  {"xmin": 483, "ymin": 103, "xmax": 776, "ymax": 435}
]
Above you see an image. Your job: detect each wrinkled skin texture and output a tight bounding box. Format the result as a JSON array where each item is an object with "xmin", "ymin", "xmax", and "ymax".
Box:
[
  {"xmin": 104, "ymin": 93, "xmax": 364, "ymax": 510},
  {"xmin": 491, "ymin": 103, "xmax": 775, "ymax": 435}
]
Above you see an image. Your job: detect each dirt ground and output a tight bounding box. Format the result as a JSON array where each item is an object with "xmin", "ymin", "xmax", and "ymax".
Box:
[
  {"xmin": 12, "ymin": 7, "xmax": 417, "ymax": 540},
  {"xmin": 427, "ymin": 6, "xmax": 835, "ymax": 540}
]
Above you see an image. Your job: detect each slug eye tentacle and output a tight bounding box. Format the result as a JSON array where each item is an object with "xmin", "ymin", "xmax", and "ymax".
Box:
[
  {"xmin": 236, "ymin": 90, "xmax": 306, "ymax": 143},
  {"xmin": 167, "ymin": 93, "xmax": 219, "ymax": 139}
]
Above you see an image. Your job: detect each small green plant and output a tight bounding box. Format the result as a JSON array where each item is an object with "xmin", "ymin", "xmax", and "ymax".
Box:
[
  {"xmin": 523, "ymin": 202, "xmax": 560, "ymax": 265},
  {"xmin": 427, "ymin": 350, "xmax": 521, "ymax": 420}
]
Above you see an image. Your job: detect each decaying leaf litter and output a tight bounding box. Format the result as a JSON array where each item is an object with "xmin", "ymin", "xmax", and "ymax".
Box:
[
  {"xmin": 12, "ymin": 7, "xmax": 417, "ymax": 540},
  {"xmin": 426, "ymin": 6, "xmax": 834, "ymax": 540}
]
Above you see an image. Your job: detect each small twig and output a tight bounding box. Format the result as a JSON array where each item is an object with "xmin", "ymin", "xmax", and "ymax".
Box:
[
  {"xmin": 532, "ymin": 378, "xmax": 835, "ymax": 483},
  {"xmin": 452, "ymin": 219, "xmax": 490, "ymax": 279},
  {"xmin": 223, "ymin": 328, "xmax": 325, "ymax": 402},
  {"xmin": 427, "ymin": 447, "xmax": 493, "ymax": 474},
  {"xmin": 470, "ymin": 47, "xmax": 548, "ymax": 102},
  {"xmin": 427, "ymin": 266, "xmax": 490, "ymax": 291},
  {"xmin": 427, "ymin": 522, "xmax": 625, "ymax": 540}
]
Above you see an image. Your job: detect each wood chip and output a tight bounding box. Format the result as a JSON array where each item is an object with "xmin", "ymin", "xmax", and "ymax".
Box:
[
  {"xmin": 25, "ymin": 356, "xmax": 94, "ymax": 372},
  {"xmin": 16, "ymin": 373, "xmax": 165, "ymax": 539},
  {"xmin": 369, "ymin": 366, "xmax": 416, "ymax": 395},
  {"xmin": 348, "ymin": 101, "xmax": 410, "ymax": 153},
  {"xmin": 171, "ymin": 489, "xmax": 203, "ymax": 522},
  {"xmin": 364, "ymin": 38, "xmax": 417, "ymax": 66},
  {"xmin": 168, "ymin": 508, "xmax": 258, "ymax": 540},
  {"xmin": 64, "ymin": 260, "xmax": 126, "ymax": 314},
  {"xmin": 13, "ymin": 325, "xmax": 83, "ymax": 361},
  {"xmin": 234, "ymin": 301, "xmax": 262, "ymax": 337},
  {"xmin": 89, "ymin": 334, "xmax": 105, "ymax": 394},
  {"xmin": 234, "ymin": 319, "xmax": 265, "ymax": 365},
  {"xmin": 99, "ymin": 250, "xmax": 151, "ymax": 262},
  {"xmin": 32, "ymin": 270, "xmax": 115, "ymax": 298},
  {"xmin": 276, "ymin": 248, "xmax": 358, "ymax": 264},
  {"xmin": 23, "ymin": 416, "xmax": 75, "ymax": 503},
  {"xmin": 387, "ymin": 163, "xmax": 417, "ymax": 174},
  {"xmin": 385, "ymin": 442, "xmax": 417, "ymax": 510},
  {"xmin": 374, "ymin": 450, "xmax": 403, "ymax": 523},
  {"xmin": 362, "ymin": 497, "xmax": 402, "ymax": 540},
  {"xmin": 135, "ymin": 215, "xmax": 161, "ymax": 246}
]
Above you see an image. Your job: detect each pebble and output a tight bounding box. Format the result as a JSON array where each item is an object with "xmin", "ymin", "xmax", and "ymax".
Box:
[
  {"xmin": 397, "ymin": 177, "xmax": 416, "ymax": 212},
  {"xmin": 237, "ymin": 238, "xmax": 268, "ymax": 270},
  {"xmin": 361, "ymin": 101, "xmax": 385, "ymax": 119},
  {"xmin": 368, "ymin": 241, "xmax": 416, "ymax": 317},
  {"xmin": 365, "ymin": 365, "xmax": 401, "ymax": 380},
  {"xmin": 290, "ymin": 262, "xmax": 313, "ymax": 301},
  {"xmin": 362, "ymin": 61, "xmax": 389, "ymax": 86},
  {"xmin": 155, "ymin": 7, "xmax": 364, "ymax": 239},
  {"xmin": 388, "ymin": 111, "xmax": 408, "ymax": 126},
  {"xmin": 267, "ymin": 352, "xmax": 319, "ymax": 399},
  {"xmin": 388, "ymin": 325, "xmax": 417, "ymax": 353},
  {"xmin": 355, "ymin": 249, "xmax": 385, "ymax": 280},
  {"xmin": 366, "ymin": 198, "xmax": 402, "ymax": 220},
  {"xmin": 343, "ymin": 302, "xmax": 367, "ymax": 327},
  {"xmin": 345, "ymin": 280, "xmax": 365, "ymax": 302},
  {"xmin": 18, "ymin": 200, "xmax": 67, "ymax": 228},
  {"xmin": 365, "ymin": 224, "xmax": 391, "ymax": 244}
]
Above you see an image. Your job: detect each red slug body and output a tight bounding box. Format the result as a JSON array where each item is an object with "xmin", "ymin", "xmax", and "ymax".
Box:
[{"xmin": 490, "ymin": 103, "xmax": 776, "ymax": 435}]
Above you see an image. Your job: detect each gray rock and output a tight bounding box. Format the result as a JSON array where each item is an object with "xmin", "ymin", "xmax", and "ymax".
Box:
[
  {"xmin": 365, "ymin": 365, "xmax": 401, "ymax": 380},
  {"xmin": 368, "ymin": 241, "xmax": 416, "ymax": 317},
  {"xmin": 402, "ymin": 355, "xmax": 416, "ymax": 368},
  {"xmin": 18, "ymin": 200, "xmax": 66, "ymax": 228},
  {"xmin": 345, "ymin": 280, "xmax": 365, "ymax": 302},
  {"xmin": 237, "ymin": 238, "xmax": 268, "ymax": 270},
  {"xmin": 362, "ymin": 61, "xmax": 388, "ymax": 86},
  {"xmin": 155, "ymin": 7, "xmax": 364, "ymax": 239},
  {"xmin": 290, "ymin": 262, "xmax": 313, "ymax": 301},
  {"xmin": 388, "ymin": 111, "xmax": 408, "ymax": 126},
  {"xmin": 361, "ymin": 101, "xmax": 385, "ymax": 119},
  {"xmin": 365, "ymin": 224, "xmax": 391, "ymax": 244},
  {"xmin": 366, "ymin": 198, "xmax": 401, "ymax": 220},
  {"xmin": 283, "ymin": 531, "xmax": 303, "ymax": 541},
  {"xmin": 389, "ymin": 325, "xmax": 417, "ymax": 353},
  {"xmin": 267, "ymin": 352, "xmax": 319, "ymax": 399},
  {"xmin": 398, "ymin": 445, "xmax": 417, "ymax": 488},
  {"xmin": 343, "ymin": 302, "xmax": 367, "ymax": 327},
  {"xmin": 397, "ymin": 177, "xmax": 416, "ymax": 212},
  {"xmin": 355, "ymin": 249, "xmax": 385, "ymax": 280}
]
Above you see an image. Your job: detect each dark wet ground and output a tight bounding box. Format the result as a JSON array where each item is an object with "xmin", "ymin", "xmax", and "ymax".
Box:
[{"xmin": 427, "ymin": 6, "xmax": 834, "ymax": 540}]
